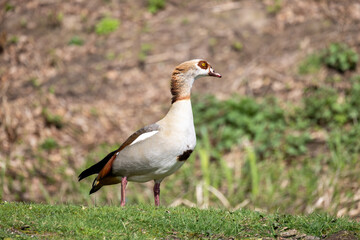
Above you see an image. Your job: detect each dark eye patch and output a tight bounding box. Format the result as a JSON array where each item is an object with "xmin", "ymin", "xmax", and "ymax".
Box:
[{"xmin": 198, "ymin": 60, "xmax": 208, "ymax": 69}]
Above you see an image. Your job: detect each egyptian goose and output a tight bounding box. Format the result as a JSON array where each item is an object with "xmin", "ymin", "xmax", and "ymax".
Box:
[{"xmin": 78, "ymin": 59, "xmax": 221, "ymax": 206}]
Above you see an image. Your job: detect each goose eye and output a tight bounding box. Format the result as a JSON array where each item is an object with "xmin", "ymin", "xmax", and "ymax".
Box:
[{"xmin": 198, "ymin": 61, "xmax": 208, "ymax": 69}]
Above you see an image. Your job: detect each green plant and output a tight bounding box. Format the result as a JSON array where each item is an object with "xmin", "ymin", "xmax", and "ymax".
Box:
[
  {"xmin": 29, "ymin": 77, "xmax": 40, "ymax": 88},
  {"xmin": 40, "ymin": 137, "xmax": 59, "ymax": 151},
  {"xmin": 47, "ymin": 11, "xmax": 63, "ymax": 28},
  {"xmin": 68, "ymin": 36, "xmax": 84, "ymax": 46},
  {"xmin": 42, "ymin": 108, "xmax": 64, "ymax": 129},
  {"xmin": 347, "ymin": 76, "xmax": 360, "ymax": 121},
  {"xmin": 284, "ymin": 133, "xmax": 311, "ymax": 157},
  {"xmin": 141, "ymin": 22, "xmax": 151, "ymax": 33},
  {"xmin": 106, "ymin": 51, "xmax": 116, "ymax": 60},
  {"xmin": 199, "ymin": 147, "xmax": 210, "ymax": 207},
  {"xmin": 328, "ymin": 125, "xmax": 360, "ymax": 160},
  {"xmin": 232, "ymin": 41, "xmax": 243, "ymax": 52},
  {"xmin": 193, "ymin": 95, "xmax": 286, "ymax": 157},
  {"xmin": 8, "ymin": 35, "xmax": 18, "ymax": 44},
  {"xmin": 20, "ymin": 18, "xmax": 27, "ymax": 28},
  {"xmin": 57, "ymin": 12, "xmax": 64, "ymax": 22},
  {"xmin": 138, "ymin": 43, "xmax": 153, "ymax": 62},
  {"xmin": 322, "ymin": 43, "xmax": 358, "ymax": 72},
  {"xmin": 90, "ymin": 107, "xmax": 98, "ymax": 116},
  {"xmin": 4, "ymin": 3, "xmax": 15, "ymax": 12},
  {"xmin": 245, "ymin": 142, "xmax": 259, "ymax": 198},
  {"xmin": 148, "ymin": 0, "xmax": 166, "ymax": 14},
  {"xmin": 302, "ymin": 86, "xmax": 348, "ymax": 126},
  {"xmin": 48, "ymin": 85, "xmax": 55, "ymax": 94},
  {"xmin": 266, "ymin": 0, "xmax": 282, "ymax": 14},
  {"xmin": 95, "ymin": 17, "xmax": 120, "ymax": 35},
  {"xmin": 298, "ymin": 54, "xmax": 322, "ymax": 75}
]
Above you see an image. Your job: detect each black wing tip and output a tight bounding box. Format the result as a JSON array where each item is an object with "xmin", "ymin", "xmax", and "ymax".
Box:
[
  {"xmin": 78, "ymin": 149, "xmax": 119, "ymax": 182},
  {"xmin": 89, "ymin": 186, "xmax": 100, "ymax": 195},
  {"xmin": 78, "ymin": 171, "xmax": 88, "ymax": 182}
]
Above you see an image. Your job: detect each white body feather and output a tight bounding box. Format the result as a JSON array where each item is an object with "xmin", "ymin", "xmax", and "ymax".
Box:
[{"xmin": 112, "ymin": 99, "xmax": 196, "ymax": 182}]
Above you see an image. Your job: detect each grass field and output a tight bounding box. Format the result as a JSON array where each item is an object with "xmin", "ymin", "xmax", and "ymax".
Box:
[{"xmin": 0, "ymin": 202, "xmax": 359, "ymax": 239}]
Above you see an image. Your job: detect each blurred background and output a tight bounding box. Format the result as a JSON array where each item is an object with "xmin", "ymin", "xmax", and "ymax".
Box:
[{"xmin": 1, "ymin": 0, "xmax": 360, "ymax": 219}]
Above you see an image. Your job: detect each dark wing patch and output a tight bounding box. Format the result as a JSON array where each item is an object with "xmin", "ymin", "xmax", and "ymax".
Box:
[
  {"xmin": 78, "ymin": 149, "xmax": 118, "ymax": 181},
  {"xmin": 177, "ymin": 149, "xmax": 193, "ymax": 161}
]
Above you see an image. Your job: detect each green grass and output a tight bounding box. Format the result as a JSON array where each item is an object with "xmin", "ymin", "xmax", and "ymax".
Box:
[
  {"xmin": 42, "ymin": 108, "xmax": 64, "ymax": 129},
  {"xmin": 0, "ymin": 202, "xmax": 359, "ymax": 239},
  {"xmin": 68, "ymin": 36, "xmax": 84, "ymax": 46},
  {"xmin": 95, "ymin": 17, "xmax": 120, "ymax": 35},
  {"xmin": 298, "ymin": 54, "xmax": 322, "ymax": 75},
  {"xmin": 148, "ymin": 0, "xmax": 166, "ymax": 14},
  {"xmin": 40, "ymin": 138, "xmax": 59, "ymax": 151}
]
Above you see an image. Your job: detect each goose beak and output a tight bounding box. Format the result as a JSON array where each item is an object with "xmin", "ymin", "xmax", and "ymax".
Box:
[{"xmin": 208, "ymin": 68, "xmax": 222, "ymax": 78}]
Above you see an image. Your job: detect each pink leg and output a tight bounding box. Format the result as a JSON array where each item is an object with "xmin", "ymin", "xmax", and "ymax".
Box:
[
  {"xmin": 120, "ymin": 177, "xmax": 127, "ymax": 207},
  {"xmin": 153, "ymin": 182, "xmax": 161, "ymax": 206}
]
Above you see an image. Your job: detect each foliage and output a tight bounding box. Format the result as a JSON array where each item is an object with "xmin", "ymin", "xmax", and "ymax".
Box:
[
  {"xmin": 245, "ymin": 143, "xmax": 259, "ymax": 198},
  {"xmin": 42, "ymin": 108, "xmax": 64, "ymax": 129},
  {"xmin": 95, "ymin": 17, "xmax": 120, "ymax": 35},
  {"xmin": 29, "ymin": 77, "xmax": 40, "ymax": 88},
  {"xmin": 266, "ymin": 0, "xmax": 282, "ymax": 14},
  {"xmin": 1, "ymin": 202, "xmax": 359, "ymax": 239},
  {"xmin": 232, "ymin": 41, "xmax": 243, "ymax": 52},
  {"xmin": 8, "ymin": 35, "xmax": 19, "ymax": 44},
  {"xmin": 298, "ymin": 54, "xmax": 322, "ymax": 75},
  {"xmin": 302, "ymin": 78, "xmax": 360, "ymax": 127},
  {"xmin": 47, "ymin": 11, "xmax": 63, "ymax": 28},
  {"xmin": 184, "ymin": 77, "xmax": 360, "ymax": 210},
  {"xmin": 68, "ymin": 36, "xmax": 84, "ymax": 46},
  {"xmin": 148, "ymin": 0, "xmax": 166, "ymax": 14},
  {"xmin": 284, "ymin": 133, "xmax": 311, "ymax": 157},
  {"xmin": 328, "ymin": 125, "xmax": 360, "ymax": 160},
  {"xmin": 302, "ymin": 86, "xmax": 347, "ymax": 126},
  {"xmin": 40, "ymin": 137, "xmax": 59, "ymax": 151},
  {"xmin": 193, "ymin": 95, "xmax": 290, "ymax": 158},
  {"xmin": 138, "ymin": 43, "xmax": 153, "ymax": 62},
  {"xmin": 322, "ymin": 43, "xmax": 358, "ymax": 72},
  {"xmin": 347, "ymin": 76, "xmax": 360, "ymax": 120},
  {"xmin": 4, "ymin": 3, "xmax": 15, "ymax": 12},
  {"xmin": 193, "ymin": 79, "xmax": 360, "ymax": 159},
  {"xmin": 299, "ymin": 43, "xmax": 358, "ymax": 75}
]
